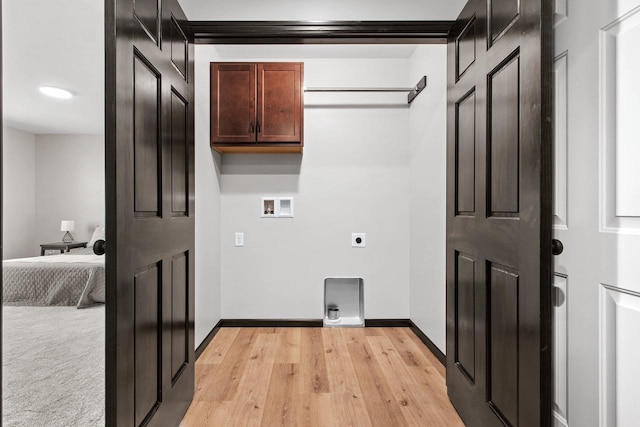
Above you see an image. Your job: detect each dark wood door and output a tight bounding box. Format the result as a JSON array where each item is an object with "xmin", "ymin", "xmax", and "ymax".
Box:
[
  {"xmin": 446, "ymin": 0, "xmax": 552, "ymax": 426},
  {"xmin": 257, "ymin": 63, "xmax": 303, "ymax": 143},
  {"xmin": 106, "ymin": 0, "xmax": 195, "ymax": 425},
  {"xmin": 210, "ymin": 63, "xmax": 257, "ymax": 143}
]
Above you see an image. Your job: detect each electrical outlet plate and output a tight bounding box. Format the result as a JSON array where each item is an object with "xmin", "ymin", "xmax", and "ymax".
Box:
[
  {"xmin": 352, "ymin": 233, "xmax": 366, "ymax": 248},
  {"xmin": 235, "ymin": 232, "xmax": 244, "ymax": 247}
]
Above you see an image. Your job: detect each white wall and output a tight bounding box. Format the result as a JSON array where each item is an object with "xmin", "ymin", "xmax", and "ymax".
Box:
[
  {"xmin": 408, "ymin": 46, "xmax": 448, "ymax": 353},
  {"xmin": 193, "ymin": 45, "xmax": 449, "ymax": 347},
  {"xmin": 2, "ymin": 127, "xmax": 37, "ymax": 259},
  {"xmin": 194, "ymin": 148, "xmax": 222, "ymax": 347},
  {"xmin": 35, "ymin": 134, "xmax": 104, "ymax": 245},
  {"xmin": 180, "ymin": 0, "xmax": 466, "ymax": 21},
  {"xmin": 196, "ymin": 46, "xmax": 413, "ymax": 320},
  {"xmin": 194, "ymin": 47, "xmax": 223, "ymax": 347}
]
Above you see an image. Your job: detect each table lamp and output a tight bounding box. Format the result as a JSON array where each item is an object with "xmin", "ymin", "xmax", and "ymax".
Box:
[{"xmin": 61, "ymin": 220, "xmax": 75, "ymax": 243}]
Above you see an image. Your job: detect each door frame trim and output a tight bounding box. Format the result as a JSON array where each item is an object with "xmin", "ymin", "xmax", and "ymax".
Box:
[
  {"xmin": 103, "ymin": 15, "xmax": 552, "ymax": 426},
  {"xmin": 190, "ymin": 20, "xmax": 454, "ymax": 45},
  {"xmin": 104, "ymin": 0, "xmax": 116, "ymax": 423}
]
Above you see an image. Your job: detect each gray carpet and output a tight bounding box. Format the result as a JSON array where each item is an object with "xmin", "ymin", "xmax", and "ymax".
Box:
[{"xmin": 3, "ymin": 305, "xmax": 105, "ymax": 427}]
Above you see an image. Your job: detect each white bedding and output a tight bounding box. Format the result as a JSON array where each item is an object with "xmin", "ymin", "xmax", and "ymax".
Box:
[
  {"xmin": 4, "ymin": 254, "xmax": 104, "ymax": 265},
  {"xmin": 3, "ymin": 254, "xmax": 105, "ymax": 308}
]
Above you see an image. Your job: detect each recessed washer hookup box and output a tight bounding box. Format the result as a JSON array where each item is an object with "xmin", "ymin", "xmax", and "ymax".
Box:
[{"xmin": 323, "ymin": 277, "xmax": 364, "ymax": 328}]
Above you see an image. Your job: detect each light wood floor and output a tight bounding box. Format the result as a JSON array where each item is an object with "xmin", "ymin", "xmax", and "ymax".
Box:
[{"xmin": 180, "ymin": 327, "xmax": 464, "ymax": 427}]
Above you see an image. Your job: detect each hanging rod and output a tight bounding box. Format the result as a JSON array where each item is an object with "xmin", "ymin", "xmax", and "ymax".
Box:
[
  {"xmin": 303, "ymin": 76, "xmax": 427, "ymax": 104},
  {"xmin": 305, "ymin": 87, "xmax": 412, "ymax": 92}
]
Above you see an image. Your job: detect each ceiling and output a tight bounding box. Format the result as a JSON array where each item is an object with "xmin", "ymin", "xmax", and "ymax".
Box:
[
  {"xmin": 179, "ymin": 0, "xmax": 467, "ymax": 21},
  {"xmin": 3, "ymin": 0, "xmax": 104, "ymax": 135},
  {"xmin": 2, "ymin": 0, "xmax": 465, "ymax": 135}
]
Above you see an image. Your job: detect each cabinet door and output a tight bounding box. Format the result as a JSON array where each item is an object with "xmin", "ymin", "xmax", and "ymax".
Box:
[
  {"xmin": 257, "ymin": 63, "xmax": 303, "ymax": 143},
  {"xmin": 211, "ymin": 63, "xmax": 256, "ymax": 143}
]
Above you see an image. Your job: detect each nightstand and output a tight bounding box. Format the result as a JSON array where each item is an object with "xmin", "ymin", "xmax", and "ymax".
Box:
[{"xmin": 40, "ymin": 241, "xmax": 88, "ymax": 256}]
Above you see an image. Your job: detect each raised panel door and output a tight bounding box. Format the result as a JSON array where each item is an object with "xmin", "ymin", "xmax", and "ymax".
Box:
[
  {"xmin": 106, "ymin": 0, "xmax": 195, "ymax": 425},
  {"xmin": 446, "ymin": 0, "xmax": 553, "ymax": 425},
  {"xmin": 553, "ymin": 1, "xmax": 640, "ymax": 426}
]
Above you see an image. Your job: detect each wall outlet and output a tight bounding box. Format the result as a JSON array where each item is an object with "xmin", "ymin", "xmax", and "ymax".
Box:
[
  {"xmin": 352, "ymin": 233, "xmax": 366, "ymax": 248},
  {"xmin": 235, "ymin": 232, "xmax": 244, "ymax": 247}
]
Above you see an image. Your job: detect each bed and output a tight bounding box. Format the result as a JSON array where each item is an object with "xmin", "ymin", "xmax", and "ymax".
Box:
[{"xmin": 2, "ymin": 249, "xmax": 105, "ymax": 309}]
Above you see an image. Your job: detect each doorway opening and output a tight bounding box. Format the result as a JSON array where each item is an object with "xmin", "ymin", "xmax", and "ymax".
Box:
[{"xmin": 2, "ymin": 0, "xmax": 106, "ymax": 425}]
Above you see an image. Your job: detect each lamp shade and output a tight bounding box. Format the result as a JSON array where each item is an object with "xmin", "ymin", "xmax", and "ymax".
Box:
[{"xmin": 60, "ymin": 220, "xmax": 75, "ymax": 232}]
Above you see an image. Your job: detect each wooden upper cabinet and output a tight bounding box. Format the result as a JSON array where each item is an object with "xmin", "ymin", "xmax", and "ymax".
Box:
[{"xmin": 210, "ymin": 62, "xmax": 304, "ymax": 153}]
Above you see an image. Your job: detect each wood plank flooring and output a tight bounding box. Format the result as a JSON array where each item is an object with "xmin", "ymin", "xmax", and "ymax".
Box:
[{"xmin": 180, "ymin": 327, "xmax": 464, "ymax": 427}]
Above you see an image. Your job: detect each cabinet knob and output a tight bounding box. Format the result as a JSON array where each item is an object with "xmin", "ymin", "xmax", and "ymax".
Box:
[
  {"xmin": 256, "ymin": 121, "xmax": 261, "ymax": 133},
  {"xmin": 249, "ymin": 121, "xmax": 255, "ymax": 133}
]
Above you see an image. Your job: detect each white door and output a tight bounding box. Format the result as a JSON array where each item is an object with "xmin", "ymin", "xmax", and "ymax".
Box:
[{"xmin": 553, "ymin": 0, "xmax": 640, "ymax": 426}]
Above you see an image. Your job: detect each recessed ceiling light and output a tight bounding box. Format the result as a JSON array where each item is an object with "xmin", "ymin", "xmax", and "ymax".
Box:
[{"xmin": 39, "ymin": 86, "xmax": 73, "ymax": 99}]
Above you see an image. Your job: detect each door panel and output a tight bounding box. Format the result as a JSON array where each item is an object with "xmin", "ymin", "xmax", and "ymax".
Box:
[
  {"xmin": 170, "ymin": 17, "xmax": 188, "ymax": 80},
  {"xmin": 133, "ymin": 264, "xmax": 161, "ymax": 426},
  {"xmin": 600, "ymin": 286, "xmax": 640, "ymax": 425},
  {"xmin": 456, "ymin": 18, "xmax": 477, "ymax": 80},
  {"xmin": 133, "ymin": 54, "xmax": 161, "ymax": 216},
  {"xmin": 488, "ymin": 0, "xmax": 520, "ymax": 45},
  {"xmin": 446, "ymin": 0, "xmax": 552, "ymax": 425},
  {"xmin": 488, "ymin": 54, "xmax": 520, "ymax": 216},
  {"xmin": 551, "ymin": 274, "xmax": 568, "ymax": 427},
  {"xmin": 552, "ymin": 52, "xmax": 568, "ymax": 230},
  {"xmin": 553, "ymin": 1, "xmax": 640, "ymax": 426},
  {"xmin": 456, "ymin": 91, "xmax": 476, "ymax": 215},
  {"xmin": 171, "ymin": 252, "xmax": 188, "ymax": 383},
  {"xmin": 171, "ymin": 90, "xmax": 188, "ymax": 216},
  {"xmin": 106, "ymin": 0, "xmax": 195, "ymax": 425},
  {"xmin": 210, "ymin": 63, "xmax": 256, "ymax": 143},
  {"xmin": 455, "ymin": 252, "xmax": 476, "ymax": 382},
  {"xmin": 257, "ymin": 63, "xmax": 302, "ymax": 143},
  {"xmin": 488, "ymin": 263, "xmax": 519, "ymax": 426},
  {"xmin": 133, "ymin": 0, "xmax": 160, "ymax": 43}
]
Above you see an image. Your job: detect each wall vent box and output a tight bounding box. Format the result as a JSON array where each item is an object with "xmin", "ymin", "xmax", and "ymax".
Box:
[{"xmin": 324, "ymin": 277, "xmax": 364, "ymax": 328}]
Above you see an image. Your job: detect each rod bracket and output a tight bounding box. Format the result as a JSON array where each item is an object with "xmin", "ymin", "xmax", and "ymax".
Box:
[{"xmin": 407, "ymin": 76, "xmax": 427, "ymax": 104}]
